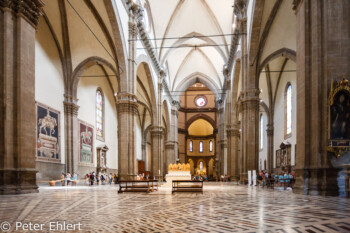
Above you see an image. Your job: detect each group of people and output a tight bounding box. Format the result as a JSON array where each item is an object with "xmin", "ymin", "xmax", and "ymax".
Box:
[
  {"xmin": 136, "ymin": 173, "xmax": 150, "ymax": 180},
  {"xmin": 257, "ymin": 170, "xmax": 296, "ymax": 188},
  {"xmin": 60, "ymin": 172, "xmax": 78, "ymax": 186},
  {"xmin": 84, "ymin": 172, "xmax": 119, "ymax": 185}
]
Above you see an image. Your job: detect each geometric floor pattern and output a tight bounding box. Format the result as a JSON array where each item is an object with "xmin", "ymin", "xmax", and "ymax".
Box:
[{"xmin": 0, "ymin": 183, "xmax": 350, "ymax": 233}]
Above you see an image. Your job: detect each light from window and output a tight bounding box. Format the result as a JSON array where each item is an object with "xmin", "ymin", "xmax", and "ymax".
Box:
[
  {"xmin": 260, "ymin": 115, "xmax": 263, "ymax": 150},
  {"xmin": 96, "ymin": 90, "xmax": 103, "ymax": 137},
  {"xmin": 189, "ymin": 140, "xmax": 193, "ymax": 152},
  {"xmin": 209, "ymin": 140, "xmax": 213, "ymax": 152},
  {"xmin": 199, "ymin": 141, "xmax": 203, "ymax": 152},
  {"xmin": 286, "ymin": 85, "xmax": 292, "ymax": 135},
  {"xmin": 142, "ymin": 8, "xmax": 149, "ymax": 31}
]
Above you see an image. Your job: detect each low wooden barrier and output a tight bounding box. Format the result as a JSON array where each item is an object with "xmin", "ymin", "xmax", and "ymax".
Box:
[
  {"xmin": 172, "ymin": 180, "xmax": 203, "ymax": 194},
  {"xmin": 118, "ymin": 180, "xmax": 159, "ymax": 193}
]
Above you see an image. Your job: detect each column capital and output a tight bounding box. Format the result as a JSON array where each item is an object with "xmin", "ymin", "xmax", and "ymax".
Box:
[
  {"xmin": 165, "ymin": 142, "xmax": 175, "ymax": 150},
  {"xmin": 171, "ymin": 109, "xmax": 178, "ymax": 117},
  {"xmin": 63, "ymin": 95, "xmax": 79, "ymax": 116},
  {"xmin": 116, "ymin": 93, "xmax": 138, "ymax": 113},
  {"xmin": 171, "ymin": 100, "xmax": 181, "ymax": 110},
  {"xmin": 292, "ymin": 0, "xmax": 303, "ymax": 13},
  {"xmin": 266, "ymin": 124, "xmax": 274, "ymax": 136},
  {"xmin": 233, "ymin": 0, "xmax": 247, "ymax": 21},
  {"xmin": 227, "ymin": 128, "xmax": 241, "ymax": 137},
  {"xmin": 117, "ymin": 92, "xmax": 137, "ymax": 101},
  {"xmin": 150, "ymin": 126, "xmax": 164, "ymax": 137},
  {"xmin": 0, "ymin": 0, "xmax": 45, "ymax": 28},
  {"xmin": 116, "ymin": 101, "xmax": 138, "ymax": 114}
]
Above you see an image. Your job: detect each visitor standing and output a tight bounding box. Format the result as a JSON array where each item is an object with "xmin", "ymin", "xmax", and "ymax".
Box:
[
  {"xmin": 61, "ymin": 173, "xmax": 65, "ymax": 186},
  {"xmin": 109, "ymin": 173, "xmax": 112, "ymax": 185},
  {"xmin": 90, "ymin": 172, "xmax": 95, "ymax": 186},
  {"xmin": 66, "ymin": 173, "xmax": 71, "ymax": 186}
]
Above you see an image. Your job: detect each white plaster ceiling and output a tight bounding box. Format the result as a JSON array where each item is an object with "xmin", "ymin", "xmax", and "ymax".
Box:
[{"xmin": 145, "ymin": 0, "xmax": 235, "ymax": 92}]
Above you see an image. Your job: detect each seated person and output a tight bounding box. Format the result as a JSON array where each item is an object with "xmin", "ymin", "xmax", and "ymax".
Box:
[
  {"xmin": 284, "ymin": 173, "xmax": 290, "ymax": 183},
  {"xmin": 278, "ymin": 173, "xmax": 284, "ymax": 186}
]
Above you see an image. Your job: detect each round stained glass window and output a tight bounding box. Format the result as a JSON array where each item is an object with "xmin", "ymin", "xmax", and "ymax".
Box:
[{"xmin": 195, "ymin": 96, "xmax": 207, "ymax": 107}]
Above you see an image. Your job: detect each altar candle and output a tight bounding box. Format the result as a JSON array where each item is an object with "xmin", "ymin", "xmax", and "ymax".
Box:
[{"xmin": 158, "ymin": 170, "xmax": 160, "ymax": 175}]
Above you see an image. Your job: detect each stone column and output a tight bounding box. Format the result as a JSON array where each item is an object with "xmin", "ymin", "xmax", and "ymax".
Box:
[
  {"xmin": 236, "ymin": 1, "xmax": 260, "ymax": 182},
  {"xmin": 151, "ymin": 126, "xmax": 164, "ymax": 178},
  {"xmin": 0, "ymin": 0, "xmax": 44, "ymax": 194},
  {"xmin": 238, "ymin": 16, "xmax": 248, "ymax": 183},
  {"xmin": 164, "ymin": 107, "xmax": 179, "ymax": 170},
  {"xmin": 217, "ymin": 105, "xmax": 226, "ymax": 176},
  {"xmin": 117, "ymin": 95, "xmax": 138, "ymax": 180},
  {"xmin": 242, "ymin": 93, "xmax": 260, "ymax": 172},
  {"xmin": 116, "ymin": 1, "xmax": 139, "ymax": 180},
  {"xmin": 165, "ymin": 142, "xmax": 174, "ymax": 173},
  {"xmin": 63, "ymin": 96, "xmax": 79, "ymax": 174},
  {"xmin": 266, "ymin": 124, "xmax": 274, "ymax": 172},
  {"xmin": 227, "ymin": 123, "xmax": 240, "ymax": 181},
  {"xmin": 293, "ymin": 0, "xmax": 350, "ymax": 196}
]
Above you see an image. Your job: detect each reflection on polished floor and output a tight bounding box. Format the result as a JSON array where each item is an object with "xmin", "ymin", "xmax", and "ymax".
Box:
[{"xmin": 1, "ymin": 183, "xmax": 350, "ymax": 233}]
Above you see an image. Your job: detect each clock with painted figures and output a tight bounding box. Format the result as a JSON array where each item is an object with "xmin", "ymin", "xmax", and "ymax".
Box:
[{"xmin": 195, "ymin": 96, "xmax": 207, "ymax": 107}]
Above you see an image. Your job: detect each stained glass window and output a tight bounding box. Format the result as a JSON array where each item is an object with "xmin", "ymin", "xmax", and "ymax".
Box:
[
  {"xmin": 209, "ymin": 140, "xmax": 213, "ymax": 152},
  {"xmin": 96, "ymin": 90, "xmax": 103, "ymax": 138},
  {"xmin": 189, "ymin": 140, "xmax": 193, "ymax": 152},
  {"xmin": 260, "ymin": 114, "xmax": 263, "ymax": 150},
  {"xmin": 199, "ymin": 141, "xmax": 203, "ymax": 152},
  {"xmin": 195, "ymin": 96, "xmax": 207, "ymax": 107},
  {"xmin": 286, "ymin": 84, "xmax": 292, "ymax": 135}
]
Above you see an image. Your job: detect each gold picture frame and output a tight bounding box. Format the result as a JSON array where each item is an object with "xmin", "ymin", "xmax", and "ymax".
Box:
[{"xmin": 327, "ymin": 76, "xmax": 350, "ymax": 157}]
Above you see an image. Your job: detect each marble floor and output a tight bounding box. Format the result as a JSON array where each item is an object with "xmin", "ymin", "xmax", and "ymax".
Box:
[{"xmin": 0, "ymin": 183, "xmax": 350, "ymax": 233}]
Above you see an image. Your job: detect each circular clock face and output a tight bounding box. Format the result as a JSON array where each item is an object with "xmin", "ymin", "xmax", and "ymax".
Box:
[{"xmin": 195, "ymin": 96, "xmax": 207, "ymax": 107}]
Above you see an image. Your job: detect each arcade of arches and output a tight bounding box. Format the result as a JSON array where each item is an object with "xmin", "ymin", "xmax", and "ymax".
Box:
[
  {"xmin": 1, "ymin": 0, "xmax": 350, "ymax": 199},
  {"xmin": 1, "ymin": 0, "xmax": 350, "ymax": 231}
]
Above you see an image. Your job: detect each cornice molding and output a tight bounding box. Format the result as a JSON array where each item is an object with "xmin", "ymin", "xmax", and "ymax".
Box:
[
  {"xmin": 0, "ymin": 0, "xmax": 45, "ymax": 28},
  {"xmin": 124, "ymin": 0, "xmax": 175, "ymax": 104}
]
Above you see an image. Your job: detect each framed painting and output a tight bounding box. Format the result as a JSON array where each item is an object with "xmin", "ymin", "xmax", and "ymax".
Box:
[
  {"xmin": 328, "ymin": 77, "xmax": 350, "ymax": 157},
  {"xmin": 36, "ymin": 102, "xmax": 60, "ymax": 162},
  {"xmin": 287, "ymin": 146, "xmax": 292, "ymax": 166},
  {"xmin": 78, "ymin": 120, "xmax": 94, "ymax": 165}
]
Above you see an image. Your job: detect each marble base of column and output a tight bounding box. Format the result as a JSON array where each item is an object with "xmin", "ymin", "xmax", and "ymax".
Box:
[
  {"xmin": 240, "ymin": 173, "xmax": 248, "ymax": 184},
  {"xmin": 0, "ymin": 169, "xmax": 38, "ymax": 195},
  {"xmin": 293, "ymin": 167, "xmax": 341, "ymax": 196},
  {"xmin": 230, "ymin": 176, "xmax": 240, "ymax": 182}
]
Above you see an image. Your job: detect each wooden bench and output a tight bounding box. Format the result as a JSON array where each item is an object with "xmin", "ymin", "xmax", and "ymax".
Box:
[
  {"xmin": 172, "ymin": 180, "xmax": 203, "ymax": 193},
  {"xmin": 118, "ymin": 180, "xmax": 159, "ymax": 193}
]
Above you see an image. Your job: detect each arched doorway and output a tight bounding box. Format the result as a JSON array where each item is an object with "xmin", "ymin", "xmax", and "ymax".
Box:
[{"xmin": 177, "ymin": 82, "xmax": 218, "ymax": 179}]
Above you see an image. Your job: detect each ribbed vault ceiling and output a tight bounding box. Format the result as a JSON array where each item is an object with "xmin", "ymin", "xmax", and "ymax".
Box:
[{"xmin": 146, "ymin": 0, "xmax": 235, "ymax": 92}]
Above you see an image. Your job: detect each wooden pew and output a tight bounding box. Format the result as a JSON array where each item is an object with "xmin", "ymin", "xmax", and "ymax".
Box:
[
  {"xmin": 172, "ymin": 180, "xmax": 203, "ymax": 193},
  {"xmin": 118, "ymin": 180, "xmax": 159, "ymax": 193}
]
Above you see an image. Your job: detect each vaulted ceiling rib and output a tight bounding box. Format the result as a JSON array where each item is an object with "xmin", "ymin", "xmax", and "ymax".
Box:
[{"xmin": 146, "ymin": 0, "xmax": 235, "ymax": 92}]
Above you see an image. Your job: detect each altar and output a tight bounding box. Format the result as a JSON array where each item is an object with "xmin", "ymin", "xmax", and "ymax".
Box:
[{"xmin": 163, "ymin": 163, "xmax": 191, "ymax": 187}]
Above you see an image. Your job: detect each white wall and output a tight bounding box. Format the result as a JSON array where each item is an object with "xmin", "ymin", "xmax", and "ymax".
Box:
[
  {"xmin": 35, "ymin": 17, "xmax": 65, "ymax": 165},
  {"xmin": 258, "ymin": 112, "xmax": 268, "ymax": 171},
  {"xmin": 136, "ymin": 121, "xmax": 142, "ymax": 161},
  {"xmin": 273, "ymin": 61, "xmax": 297, "ymax": 167},
  {"xmin": 77, "ymin": 66, "xmax": 118, "ymax": 170}
]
